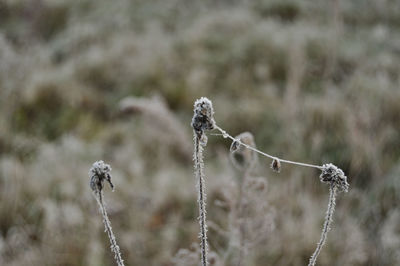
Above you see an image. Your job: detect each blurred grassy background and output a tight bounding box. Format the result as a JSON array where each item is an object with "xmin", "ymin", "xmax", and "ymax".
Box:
[{"xmin": 0, "ymin": 0, "xmax": 400, "ymax": 265}]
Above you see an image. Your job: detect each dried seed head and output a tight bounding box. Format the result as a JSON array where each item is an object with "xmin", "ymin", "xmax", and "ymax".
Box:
[
  {"xmin": 271, "ymin": 158, "xmax": 281, "ymax": 173},
  {"xmin": 230, "ymin": 132, "xmax": 257, "ymax": 171},
  {"xmin": 191, "ymin": 97, "xmax": 215, "ymax": 138},
  {"xmin": 230, "ymin": 139, "xmax": 240, "ymax": 152},
  {"xmin": 89, "ymin": 161, "xmax": 124, "ymax": 266},
  {"xmin": 89, "ymin": 160, "xmax": 114, "ymax": 193},
  {"xmin": 320, "ymin": 163, "xmax": 349, "ymax": 192}
]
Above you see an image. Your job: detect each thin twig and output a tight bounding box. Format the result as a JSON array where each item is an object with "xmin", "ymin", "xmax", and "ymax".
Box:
[
  {"xmin": 95, "ymin": 191, "xmax": 125, "ymax": 266},
  {"xmin": 89, "ymin": 161, "xmax": 125, "ymax": 266},
  {"xmin": 214, "ymin": 125, "xmax": 323, "ymax": 170},
  {"xmin": 191, "ymin": 97, "xmax": 216, "ymax": 266},
  {"xmin": 308, "ymin": 184, "xmax": 337, "ymax": 266},
  {"xmin": 194, "ymin": 135, "xmax": 208, "ymax": 266}
]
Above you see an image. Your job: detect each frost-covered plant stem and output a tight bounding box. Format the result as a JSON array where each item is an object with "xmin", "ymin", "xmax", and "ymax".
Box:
[
  {"xmin": 308, "ymin": 184, "xmax": 337, "ymax": 266},
  {"xmin": 191, "ymin": 97, "xmax": 216, "ymax": 266},
  {"xmin": 89, "ymin": 161, "xmax": 125, "ymax": 266},
  {"xmin": 194, "ymin": 135, "xmax": 208, "ymax": 266},
  {"xmin": 94, "ymin": 191, "xmax": 125, "ymax": 266},
  {"xmin": 308, "ymin": 164, "xmax": 349, "ymax": 265}
]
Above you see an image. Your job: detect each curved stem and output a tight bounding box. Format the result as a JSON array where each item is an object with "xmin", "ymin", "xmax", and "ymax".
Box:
[{"xmin": 214, "ymin": 125, "xmax": 323, "ymax": 170}]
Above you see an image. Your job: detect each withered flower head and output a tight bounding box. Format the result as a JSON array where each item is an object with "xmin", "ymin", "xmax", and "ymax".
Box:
[
  {"xmin": 320, "ymin": 163, "xmax": 349, "ymax": 192},
  {"xmin": 89, "ymin": 160, "xmax": 114, "ymax": 193},
  {"xmin": 191, "ymin": 97, "xmax": 215, "ymax": 139}
]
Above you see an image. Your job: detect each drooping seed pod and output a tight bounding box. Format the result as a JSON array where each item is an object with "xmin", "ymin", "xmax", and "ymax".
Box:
[
  {"xmin": 230, "ymin": 139, "xmax": 240, "ymax": 152},
  {"xmin": 271, "ymin": 158, "xmax": 281, "ymax": 173}
]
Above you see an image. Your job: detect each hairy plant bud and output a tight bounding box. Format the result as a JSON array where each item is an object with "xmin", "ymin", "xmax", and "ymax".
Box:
[
  {"xmin": 271, "ymin": 158, "xmax": 281, "ymax": 173},
  {"xmin": 320, "ymin": 163, "xmax": 349, "ymax": 192},
  {"xmin": 89, "ymin": 160, "xmax": 114, "ymax": 193},
  {"xmin": 191, "ymin": 97, "xmax": 215, "ymax": 139}
]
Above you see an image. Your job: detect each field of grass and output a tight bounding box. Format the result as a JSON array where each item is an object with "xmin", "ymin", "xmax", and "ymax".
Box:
[{"xmin": 1, "ymin": 0, "xmax": 400, "ymax": 265}]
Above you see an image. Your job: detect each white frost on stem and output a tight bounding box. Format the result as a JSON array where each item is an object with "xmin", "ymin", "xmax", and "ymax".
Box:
[
  {"xmin": 193, "ymin": 135, "xmax": 209, "ymax": 266},
  {"xmin": 308, "ymin": 185, "xmax": 337, "ymax": 266},
  {"xmin": 89, "ymin": 161, "xmax": 125, "ymax": 266},
  {"xmin": 94, "ymin": 191, "xmax": 125, "ymax": 266}
]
